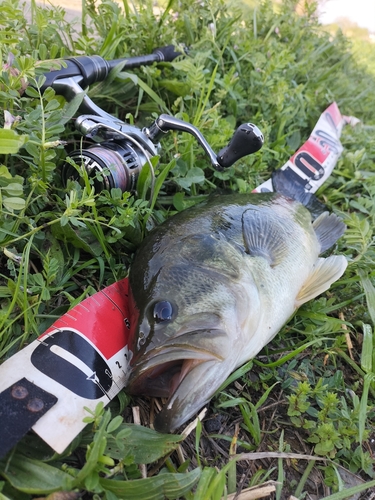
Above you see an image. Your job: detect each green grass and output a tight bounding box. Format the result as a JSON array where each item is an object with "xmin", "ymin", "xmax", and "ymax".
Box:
[{"xmin": 1, "ymin": 0, "xmax": 375, "ymax": 498}]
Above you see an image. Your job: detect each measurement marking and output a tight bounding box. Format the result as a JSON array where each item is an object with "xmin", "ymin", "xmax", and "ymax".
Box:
[
  {"xmin": 77, "ymin": 303, "xmax": 90, "ymax": 313},
  {"xmin": 101, "ymin": 290, "xmax": 125, "ymax": 315},
  {"xmin": 91, "ymin": 296, "xmax": 102, "ymax": 306},
  {"xmin": 37, "ymin": 339, "xmax": 49, "ymax": 346}
]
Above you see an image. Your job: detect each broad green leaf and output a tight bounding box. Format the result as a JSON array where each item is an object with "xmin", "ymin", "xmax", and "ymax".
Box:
[
  {"xmin": 158, "ymin": 0, "xmax": 177, "ymax": 26},
  {"xmin": 3, "ymin": 197, "xmax": 26, "ymax": 211},
  {"xmin": 60, "ymin": 92, "xmax": 85, "ymax": 125},
  {"xmin": 212, "ymin": 466, "xmax": 227, "ymax": 499},
  {"xmin": 44, "ymin": 99, "xmax": 60, "ymax": 112},
  {"xmin": 173, "ymin": 192, "xmax": 186, "ymax": 211},
  {"xmin": 136, "ymin": 155, "xmax": 160, "ymax": 201},
  {"xmin": 25, "ymin": 86, "xmax": 40, "ymax": 98},
  {"xmin": 172, "ymin": 193, "xmax": 207, "ymax": 212},
  {"xmin": 193, "ymin": 467, "xmax": 217, "ymax": 498},
  {"xmin": 358, "ymin": 269, "xmax": 375, "ymax": 325},
  {"xmin": 361, "ymin": 323, "xmax": 373, "ymax": 373},
  {"xmin": 150, "ymin": 158, "xmax": 176, "ymax": 209},
  {"xmin": 100, "ymin": 468, "xmax": 200, "ymax": 499},
  {"xmin": 215, "ymin": 360, "xmax": 254, "ymax": 394},
  {"xmin": 156, "ymin": 79, "xmax": 191, "ymax": 97},
  {"xmin": 0, "ymin": 129, "xmax": 28, "ymax": 154},
  {"xmin": 217, "ymin": 397, "xmax": 249, "ymax": 409},
  {"xmin": 359, "ymin": 373, "xmax": 375, "ymax": 446},
  {"xmin": 106, "ymin": 415, "xmax": 123, "ymax": 433},
  {"xmin": 105, "ymin": 424, "xmax": 184, "ymax": 464},
  {"xmin": 99, "ymin": 15, "xmax": 121, "ymax": 59},
  {"xmin": 44, "ymin": 124, "xmax": 65, "ymax": 136},
  {"xmin": 320, "ymin": 479, "xmax": 375, "ymax": 500},
  {"xmin": 24, "ymin": 141, "xmax": 39, "ymax": 158},
  {"xmin": 133, "ymin": 76, "xmax": 169, "ymax": 113},
  {"xmin": 175, "ymin": 167, "xmax": 205, "ymax": 190},
  {"xmin": 51, "ymin": 221, "xmax": 103, "ymax": 256},
  {"xmin": 0, "ymin": 455, "xmax": 74, "ymax": 494},
  {"xmin": 2, "ymin": 183, "xmax": 23, "ymax": 197},
  {"xmin": 0, "ymin": 165, "xmax": 12, "ymax": 179}
]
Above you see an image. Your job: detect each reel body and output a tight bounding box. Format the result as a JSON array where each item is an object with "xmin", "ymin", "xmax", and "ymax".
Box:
[{"xmin": 62, "ymin": 112, "xmax": 264, "ymax": 194}]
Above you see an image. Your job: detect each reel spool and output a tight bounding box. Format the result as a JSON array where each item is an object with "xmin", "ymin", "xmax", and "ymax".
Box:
[{"xmin": 62, "ymin": 139, "xmax": 149, "ymax": 192}]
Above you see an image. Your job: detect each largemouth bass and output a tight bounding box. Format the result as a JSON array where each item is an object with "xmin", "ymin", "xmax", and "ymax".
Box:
[{"xmin": 127, "ymin": 193, "xmax": 347, "ymax": 433}]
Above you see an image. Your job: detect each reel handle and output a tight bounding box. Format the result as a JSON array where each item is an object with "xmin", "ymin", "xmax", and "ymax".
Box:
[{"xmin": 217, "ymin": 123, "xmax": 264, "ymax": 169}]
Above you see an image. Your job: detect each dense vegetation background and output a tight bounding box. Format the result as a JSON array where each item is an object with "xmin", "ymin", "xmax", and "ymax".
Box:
[{"xmin": 1, "ymin": 0, "xmax": 375, "ymax": 498}]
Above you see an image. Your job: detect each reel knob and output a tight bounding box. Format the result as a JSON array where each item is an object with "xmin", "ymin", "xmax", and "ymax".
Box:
[{"xmin": 217, "ymin": 123, "xmax": 264, "ymax": 169}]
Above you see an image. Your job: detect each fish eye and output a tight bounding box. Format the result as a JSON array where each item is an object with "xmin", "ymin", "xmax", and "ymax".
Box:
[{"xmin": 153, "ymin": 301, "xmax": 173, "ymax": 323}]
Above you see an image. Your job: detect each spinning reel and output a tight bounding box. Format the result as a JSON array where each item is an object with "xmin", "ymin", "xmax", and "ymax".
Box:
[{"xmin": 42, "ymin": 46, "xmax": 264, "ymax": 193}]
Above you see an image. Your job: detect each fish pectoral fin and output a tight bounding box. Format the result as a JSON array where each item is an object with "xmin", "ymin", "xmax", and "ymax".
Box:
[
  {"xmin": 313, "ymin": 212, "xmax": 346, "ymax": 253},
  {"xmin": 295, "ymin": 255, "xmax": 347, "ymax": 306},
  {"xmin": 242, "ymin": 208, "xmax": 288, "ymax": 266}
]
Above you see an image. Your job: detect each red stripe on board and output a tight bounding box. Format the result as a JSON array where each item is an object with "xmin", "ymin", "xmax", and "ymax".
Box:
[
  {"xmin": 291, "ymin": 137, "xmax": 329, "ymax": 165},
  {"xmin": 40, "ymin": 278, "xmax": 135, "ymax": 360}
]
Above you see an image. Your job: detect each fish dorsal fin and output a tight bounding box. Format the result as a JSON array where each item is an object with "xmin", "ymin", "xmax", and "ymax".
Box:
[
  {"xmin": 242, "ymin": 208, "xmax": 289, "ymax": 266},
  {"xmin": 272, "ymin": 169, "xmax": 327, "ymax": 218},
  {"xmin": 313, "ymin": 212, "xmax": 346, "ymax": 253},
  {"xmin": 296, "ymin": 255, "xmax": 347, "ymax": 306}
]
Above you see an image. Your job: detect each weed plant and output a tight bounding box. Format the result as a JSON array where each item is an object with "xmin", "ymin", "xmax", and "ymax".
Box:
[{"xmin": 1, "ymin": 0, "xmax": 375, "ymax": 498}]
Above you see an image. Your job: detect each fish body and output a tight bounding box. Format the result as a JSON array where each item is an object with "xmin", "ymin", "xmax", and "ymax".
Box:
[{"xmin": 127, "ymin": 193, "xmax": 347, "ymax": 432}]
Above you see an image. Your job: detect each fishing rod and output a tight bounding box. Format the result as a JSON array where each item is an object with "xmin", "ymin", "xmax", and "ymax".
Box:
[{"xmin": 41, "ymin": 45, "xmax": 183, "ymax": 92}]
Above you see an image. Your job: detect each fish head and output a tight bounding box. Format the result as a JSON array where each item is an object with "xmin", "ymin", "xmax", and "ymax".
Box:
[{"xmin": 127, "ymin": 234, "xmax": 261, "ymax": 432}]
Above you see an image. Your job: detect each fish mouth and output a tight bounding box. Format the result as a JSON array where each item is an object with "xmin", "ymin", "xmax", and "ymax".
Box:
[
  {"xmin": 127, "ymin": 356, "xmax": 208, "ymax": 399},
  {"xmin": 127, "ymin": 330, "xmax": 228, "ymax": 432},
  {"xmin": 127, "ymin": 339, "xmax": 224, "ymax": 397}
]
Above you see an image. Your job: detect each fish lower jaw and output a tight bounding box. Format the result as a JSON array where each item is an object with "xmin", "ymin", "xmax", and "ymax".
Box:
[
  {"xmin": 128, "ymin": 356, "xmax": 218, "ymax": 433},
  {"xmin": 168, "ymin": 359, "xmax": 203, "ymax": 403},
  {"xmin": 127, "ymin": 356, "xmax": 207, "ymax": 400}
]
